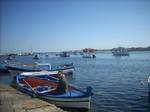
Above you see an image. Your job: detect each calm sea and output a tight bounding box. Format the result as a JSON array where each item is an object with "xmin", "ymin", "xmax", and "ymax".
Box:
[{"xmin": 1, "ymin": 51, "xmax": 150, "ymax": 112}]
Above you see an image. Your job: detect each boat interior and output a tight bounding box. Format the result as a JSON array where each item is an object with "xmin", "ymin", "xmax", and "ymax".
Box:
[{"xmin": 18, "ymin": 76, "xmax": 86, "ymax": 97}]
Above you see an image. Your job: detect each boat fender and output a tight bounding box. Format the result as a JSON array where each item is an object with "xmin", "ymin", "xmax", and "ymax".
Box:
[{"xmin": 86, "ymin": 86, "xmax": 94, "ymax": 96}]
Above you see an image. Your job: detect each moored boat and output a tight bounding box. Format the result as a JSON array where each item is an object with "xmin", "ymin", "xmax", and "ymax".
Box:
[
  {"xmin": 6, "ymin": 63, "xmax": 75, "ymax": 77},
  {"xmin": 16, "ymin": 73, "xmax": 93, "ymax": 109},
  {"xmin": 112, "ymin": 47, "xmax": 129, "ymax": 56},
  {"xmin": 33, "ymin": 54, "xmax": 40, "ymax": 60},
  {"xmin": 82, "ymin": 53, "xmax": 96, "ymax": 58}
]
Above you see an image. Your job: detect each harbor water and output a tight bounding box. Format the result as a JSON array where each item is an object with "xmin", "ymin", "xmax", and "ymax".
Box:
[{"xmin": 0, "ymin": 51, "xmax": 150, "ymax": 112}]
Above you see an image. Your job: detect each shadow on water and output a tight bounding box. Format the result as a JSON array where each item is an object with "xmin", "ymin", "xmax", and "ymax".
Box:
[
  {"xmin": 0, "ymin": 73, "xmax": 13, "ymax": 85},
  {"xmin": 148, "ymin": 92, "xmax": 150, "ymax": 112},
  {"xmin": 61, "ymin": 107, "xmax": 90, "ymax": 112},
  {"xmin": 148, "ymin": 84, "xmax": 150, "ymax": 103},
  {"xmin": 148, "ymin": 92, "xmax": 150, "ymax": 101}
]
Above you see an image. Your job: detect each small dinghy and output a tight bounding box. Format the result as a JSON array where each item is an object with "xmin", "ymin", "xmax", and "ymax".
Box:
[{"xmin": 16, "ymin": 73, "xmax": 93, "ymax": 109}]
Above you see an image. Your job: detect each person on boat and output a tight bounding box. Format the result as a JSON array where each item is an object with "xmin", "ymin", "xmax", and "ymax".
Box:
[{"xmin": 51, "ymin": 71, "xmax": 68, "ymax": 94}]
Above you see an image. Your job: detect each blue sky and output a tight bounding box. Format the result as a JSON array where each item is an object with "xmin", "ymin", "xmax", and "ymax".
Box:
[{"xmin": 1, "ymin": 0, "xmax": 150, "ymax": 53}]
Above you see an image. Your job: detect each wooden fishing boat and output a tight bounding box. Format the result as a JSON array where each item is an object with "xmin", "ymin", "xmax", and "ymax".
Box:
[
  {"xmin": 6, "ymin": 63, "xmax": 74, "ymax": 77},
  {"xmin": 16, "ymin": 74, "xmax": 93, "ymax": 109}
]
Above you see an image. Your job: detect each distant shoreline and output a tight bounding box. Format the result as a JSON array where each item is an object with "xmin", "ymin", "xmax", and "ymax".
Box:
[
  {"xmin": 97, "ymin": 46, "xmax": 150, "ymax": 52},
  {"xmin": 0, "ymin": 46, "xmax": 150, "ymax": 55}
]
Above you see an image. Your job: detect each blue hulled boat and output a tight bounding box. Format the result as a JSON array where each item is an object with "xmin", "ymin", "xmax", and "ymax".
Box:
[
  {"xmin": 16, "ymin": 72, "xmax": 93, "ymax": 109},
  {"xmin": 6, "ymin": 63, "xmax": 74, "ymax": 77}
]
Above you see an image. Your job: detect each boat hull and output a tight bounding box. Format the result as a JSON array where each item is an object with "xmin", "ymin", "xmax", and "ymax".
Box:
[
  {"xmin": 42, "ymin": 96, "xmax": 91, "ymax": 109},
  {"xmin": 7, "ymin": 66, "xmax": 74, "ymax": 77},
  {"xmin": 18, "ymin": 86, "xmax": 91, "ymax": 109},
  {"xmin": 61, "ymin": 68, "xmax": 74, "ymax": 75}
]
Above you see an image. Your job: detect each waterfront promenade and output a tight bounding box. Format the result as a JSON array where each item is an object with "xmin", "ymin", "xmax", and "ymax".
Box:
[{"xmin": 0, "ymin": 83, "xmax": 66, "ymax": 112}]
